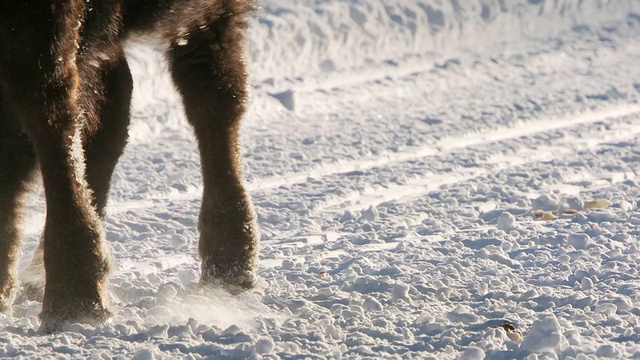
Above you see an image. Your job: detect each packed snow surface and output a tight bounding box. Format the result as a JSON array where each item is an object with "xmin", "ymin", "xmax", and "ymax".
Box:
[{"xmin": 3, "ymin": 0, "xmax": 640, "ymax": 358}]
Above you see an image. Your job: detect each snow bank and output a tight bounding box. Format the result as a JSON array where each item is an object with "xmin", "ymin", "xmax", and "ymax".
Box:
[{"xmin": 248, "ymin": 0, "xmax": 638, "ymax": 81}]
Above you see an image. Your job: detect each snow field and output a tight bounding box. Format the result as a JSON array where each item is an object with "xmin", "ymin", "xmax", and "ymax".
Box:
[{"xmin": 2, "ymin": 0, "xmax": 640, "ymax": 359}]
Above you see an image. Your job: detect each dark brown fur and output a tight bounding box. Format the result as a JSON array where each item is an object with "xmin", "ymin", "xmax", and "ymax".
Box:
[{"xmin": 0, "ymin": 0, "xmax": 259, "ymax": 330}]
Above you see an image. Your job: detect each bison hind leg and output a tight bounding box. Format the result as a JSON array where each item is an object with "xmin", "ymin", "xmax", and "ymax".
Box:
[{"xmin": 166, "ymin": 5, "xmax": 259, "ymax": 290}]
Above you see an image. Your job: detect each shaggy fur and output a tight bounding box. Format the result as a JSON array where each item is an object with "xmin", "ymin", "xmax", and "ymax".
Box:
[{"xmin": 0, "ymin": 0, "xmax": 259, "ymax": 330}]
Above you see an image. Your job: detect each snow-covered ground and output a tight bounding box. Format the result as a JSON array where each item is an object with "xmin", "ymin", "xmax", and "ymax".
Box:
[{"xmin": 3, "ymin": 0, "xmax": 640, "ymax": 358}]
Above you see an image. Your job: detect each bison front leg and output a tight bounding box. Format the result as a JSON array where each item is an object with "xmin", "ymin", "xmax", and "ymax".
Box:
[
  {"xmin": 36, "ymin": 117, "xmax": 112, "ymax": 330},
  {"xmin": 0, "ymin": 4, "xmax": 111, "ymax": 330},
  {"xmin": 19, "ymin": 52, "xmax": 132, "ymax": 305}
]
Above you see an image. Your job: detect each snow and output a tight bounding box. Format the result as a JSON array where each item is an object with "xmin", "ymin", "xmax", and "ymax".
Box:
[
  {"xmin": 3, "ymin": 0, "xmax": 640, "ymax": 358},
  {"xmin": 520, "ymin": 315, "xmax": 565, "ymax": 353}
]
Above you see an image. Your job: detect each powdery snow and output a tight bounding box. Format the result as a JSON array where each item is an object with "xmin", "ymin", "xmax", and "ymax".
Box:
[{"xmin": 3, "ymin": 0, "xmax": 640, "ymax": 359}]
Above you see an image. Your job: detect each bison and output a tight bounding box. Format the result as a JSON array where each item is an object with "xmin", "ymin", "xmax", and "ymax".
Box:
[{"xmin": 0, "ymin": 0, "xmax": 259, "ymax": 330}]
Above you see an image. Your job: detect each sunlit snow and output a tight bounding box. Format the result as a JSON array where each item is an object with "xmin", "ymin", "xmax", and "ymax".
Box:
[{"xmin": 3, "ymin": 0, "xmax": 640, "ymax": 359}]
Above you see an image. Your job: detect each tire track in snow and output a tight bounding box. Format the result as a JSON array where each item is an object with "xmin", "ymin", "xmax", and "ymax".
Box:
[
  {"xmin": 313, "ymin": 106, "xmax": 640, "ymax": 213},
  {"xmin": 248, "ymin": 105, "xmax": 640, "ymax": 193}
]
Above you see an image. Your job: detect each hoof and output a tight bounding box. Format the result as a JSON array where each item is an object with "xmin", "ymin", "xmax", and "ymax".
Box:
[
  {"xmin": 201, "ymin": 264, "xmax": 256, "ymax": 294},
  {"xmin": 39, "ymin": 302, "xmax": 111, "ymax": 332}
]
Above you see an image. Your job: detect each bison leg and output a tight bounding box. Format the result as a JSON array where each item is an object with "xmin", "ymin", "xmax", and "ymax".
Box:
[
  {"xmin": 0, "ymin": 93, "xmax": 37, "ymax": 312},
  {"xmin": 20, "ymin": 52, "xmax": 132, "ymax": 304},
  {"xmin": 84, "ymin": 53, "xmax": 132, "ymax": 218},
  {"xmin": 167, "ymin": 12, "xmax": 259, "ymax": 289},
  {"xmin": 0, "ymin": 4, "xmax": 111, "ymax": 329}
]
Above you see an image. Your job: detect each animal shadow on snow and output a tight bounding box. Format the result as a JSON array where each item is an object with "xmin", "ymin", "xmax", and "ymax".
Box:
[{"xmin": 0, "ymin": 0, "xmax": 259, "ymax": 331}]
